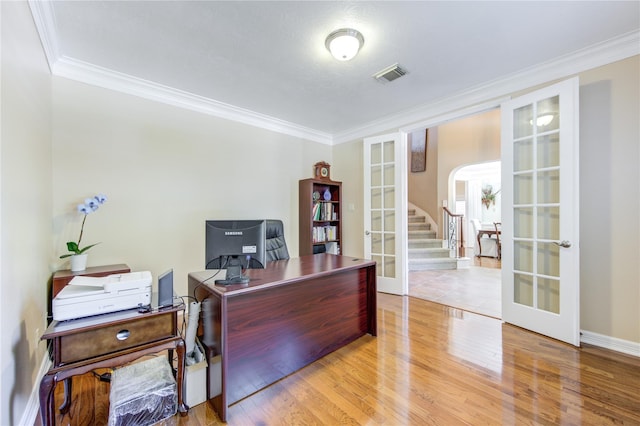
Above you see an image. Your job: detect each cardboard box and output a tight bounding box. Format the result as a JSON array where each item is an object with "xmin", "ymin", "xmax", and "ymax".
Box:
[{"xmin": 185, "ymin": 340, "xmax": 208, "ymax": 407}]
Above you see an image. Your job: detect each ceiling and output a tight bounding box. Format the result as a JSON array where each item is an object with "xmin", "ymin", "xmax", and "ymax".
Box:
[{"xmin": 31, "ymin": 1, "xmax": 639, "ymax": 144}]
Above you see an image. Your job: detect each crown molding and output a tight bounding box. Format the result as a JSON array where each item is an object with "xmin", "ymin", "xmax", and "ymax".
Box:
[
  {"xmin": 52, "ymin": 57, "xmax": 333, "ymax": 145},
  {"xmin": 28, "ymin": 0, "xmax": 60, "ymax": 73},
  {"xmin": 29, "ymin": 0, "xmax": 638, "ymax": 146}
]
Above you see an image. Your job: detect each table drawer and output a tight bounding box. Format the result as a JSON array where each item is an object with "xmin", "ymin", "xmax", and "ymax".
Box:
[{"xmin": 59, "ymin": 313, "xmax": 174, "ymax": 364}]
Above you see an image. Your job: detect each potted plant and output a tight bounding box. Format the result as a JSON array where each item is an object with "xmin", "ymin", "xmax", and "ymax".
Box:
[
  {"xmin": 481, "ymin": 185, "xmax": 500, "ymax": 210},
  {"xmin": 60, "ymin": 194, "xmax": 107, "ymax": 271}
]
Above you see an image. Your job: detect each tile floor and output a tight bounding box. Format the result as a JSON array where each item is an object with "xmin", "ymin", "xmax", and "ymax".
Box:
[{"xmin": 408, "ymin": 261, "xmax": 501, "ymax": 319}]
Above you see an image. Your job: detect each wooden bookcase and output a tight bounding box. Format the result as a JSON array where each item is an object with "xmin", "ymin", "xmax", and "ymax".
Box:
[{"xmin": 299, "ymin": 178, "xmax": 342, "ymax": 256}]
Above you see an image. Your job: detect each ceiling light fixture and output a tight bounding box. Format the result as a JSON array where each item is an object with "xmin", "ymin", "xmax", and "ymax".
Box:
[{"xmin": 325, "ymin": 28, "xmax": 364, "ymax": 61}]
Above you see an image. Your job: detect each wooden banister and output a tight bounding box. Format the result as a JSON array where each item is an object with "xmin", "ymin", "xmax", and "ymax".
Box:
[{"xmin": 442, "ymin": 207, "xmax": 465, "ymax": 258}]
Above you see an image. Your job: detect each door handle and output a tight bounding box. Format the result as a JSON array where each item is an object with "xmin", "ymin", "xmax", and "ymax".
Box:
[
  {"xmin": 554, "ymin": 240, "xmax": 571, "ymax": 248},
  {"xmin": 365, "ymin": 230, "xmax": 370, "ymax": 235}
]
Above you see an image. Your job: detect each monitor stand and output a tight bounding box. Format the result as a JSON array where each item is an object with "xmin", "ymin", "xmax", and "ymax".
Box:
[{"xmin": 215, "ymin": 258, "xmax": 250, "ymax": 285}]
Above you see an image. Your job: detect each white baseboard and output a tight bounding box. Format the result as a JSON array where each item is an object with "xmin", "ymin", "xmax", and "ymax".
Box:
[
  {"xmin": 581, "ymin": 330, "xmax": 640, "ymax": 358},
  {"xmin": 20, "ymin": 353, "xmax": 51, "ymax": 426}
]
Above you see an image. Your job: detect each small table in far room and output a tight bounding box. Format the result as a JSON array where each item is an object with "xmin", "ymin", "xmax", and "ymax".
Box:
[{"xmin": 38, "ymin": 302, "xmax": 189, "ymax": 426}]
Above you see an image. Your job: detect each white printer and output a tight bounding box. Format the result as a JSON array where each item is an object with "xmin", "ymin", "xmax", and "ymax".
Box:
[{"xmin": 53, "ymin": 271, "xmax": 152, "ymax": 321}]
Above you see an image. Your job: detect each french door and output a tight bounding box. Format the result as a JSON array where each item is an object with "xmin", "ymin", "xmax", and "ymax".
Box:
[
  {"xmin": 501, "ymin": 77, "xmax": 580, "ymax": 346},
  {"xmin": 363, "ymin": 133, "xmax": 407, "ymax": 295}
]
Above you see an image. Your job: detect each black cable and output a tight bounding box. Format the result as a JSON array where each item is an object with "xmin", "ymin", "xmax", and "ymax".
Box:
[{"xmin": 192, "ymin": 256, "xmax": 228, "ymax": 301}]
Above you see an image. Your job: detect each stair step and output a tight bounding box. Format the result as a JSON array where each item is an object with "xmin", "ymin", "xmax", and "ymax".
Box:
[
  {"xmin": 409, "ymin": 258, "xmax": 458, "ymax": 271},
  {"xmin": 408, "ymin": 247, "xmax": 450, "ymax": 259},
  {"xmin": 408, "ymin": 230, "xmax": 437, "ymax": 239},
  {"xmin": 408, "ymin": 222, "xmax": 430, "ymax": 232},
  {"xmin": 408, "ymin": 248, "xmax": 451, "ymax": 259},
  {"xmin": 408, "ymin": 239, "xmax": 442, "ymax": 249},
  {"xmin": 408, "ymin": 215, "xmax": 425, "ymax": 224}
]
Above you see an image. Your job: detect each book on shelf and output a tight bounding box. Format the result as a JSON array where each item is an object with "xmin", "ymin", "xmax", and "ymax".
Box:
[
  {"xmin": 312, "ymin": 202, "xmax": 337, "ymax": 221},
  {"xmin": 312, "ymin": 225, "xmax": 337, "ymax": 243}
]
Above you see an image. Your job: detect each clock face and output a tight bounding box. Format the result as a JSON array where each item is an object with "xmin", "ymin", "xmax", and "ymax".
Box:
[{"xmin": 320, "ymin": 167, "xmax": 329, "ymax": 178}]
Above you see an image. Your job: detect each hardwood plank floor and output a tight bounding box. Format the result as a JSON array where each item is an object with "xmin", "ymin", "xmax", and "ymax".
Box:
[{"xmin": 45, "ymin": 293, "xmax": 640, "ymax": 425}]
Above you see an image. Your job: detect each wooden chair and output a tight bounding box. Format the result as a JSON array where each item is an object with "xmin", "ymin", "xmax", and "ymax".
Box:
[
  {"xmin": 470, "ymin": 219, "xmax": 499, "ymax": 258},
  {"xmin": 494, "ymin": 222, "xmax": 502, "ymax": 260}
]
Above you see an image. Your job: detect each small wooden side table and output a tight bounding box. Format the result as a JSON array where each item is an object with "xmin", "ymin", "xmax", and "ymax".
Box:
[
  {"xmin": 49, "ymin": 264, "xmax": 132, "ymax": 415},
  {"xmin": 39, "ymin": 302, "xmax": 189, "ymax": 426}
]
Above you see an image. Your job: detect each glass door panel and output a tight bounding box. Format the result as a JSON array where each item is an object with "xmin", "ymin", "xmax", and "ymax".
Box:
[
  {"xmin": 502, "ymin": 77, "xmax": 579, "ymax": 346},
  {"xmin": 364, "ymin": 133, "xmax": 405, "ymax": 295}
]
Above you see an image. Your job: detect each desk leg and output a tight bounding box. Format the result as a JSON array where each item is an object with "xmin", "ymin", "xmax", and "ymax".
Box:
[
  {"xmin": 39, "ymin": 373, "xmax": 56, "ymax": 426},
  {"xmin": 176, "ymin": 339, "xmax": 189, "ymax": 416},
  {"xmin": 59, "ymin": 378, "xmax": 72, "ymax": 414}
]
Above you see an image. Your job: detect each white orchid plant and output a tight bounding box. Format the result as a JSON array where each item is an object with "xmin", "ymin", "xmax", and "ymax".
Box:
[{"xmin": 60, "ymin": 194, "xmax": 108, "ymax": 258}]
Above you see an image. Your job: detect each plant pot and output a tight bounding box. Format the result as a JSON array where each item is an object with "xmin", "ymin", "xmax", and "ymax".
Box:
[{"xmin": 70, "ymin": 254, "xmax": 88, "ymax": 272}]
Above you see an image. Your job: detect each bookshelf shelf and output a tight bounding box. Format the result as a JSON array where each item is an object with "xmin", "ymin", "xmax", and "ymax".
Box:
[{"xmin": 299, "ymin": 178, "xmax": 342, "ymax": 256}]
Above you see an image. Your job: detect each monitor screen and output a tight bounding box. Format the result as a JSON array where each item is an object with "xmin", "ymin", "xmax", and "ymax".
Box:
[{"xmin": 205, "ymin": 220, "xmax": 266, "ymax": 285}]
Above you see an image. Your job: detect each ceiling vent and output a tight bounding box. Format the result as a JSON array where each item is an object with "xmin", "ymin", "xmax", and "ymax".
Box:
[{"xmin": 373, "ymin": 63, "xmax": 407, "ymax": 83}]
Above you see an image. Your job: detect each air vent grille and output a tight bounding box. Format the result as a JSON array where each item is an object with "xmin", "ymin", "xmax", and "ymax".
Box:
[{"xmin": 373, "ymin": 63, "xmax": 407, "ymax": 83}]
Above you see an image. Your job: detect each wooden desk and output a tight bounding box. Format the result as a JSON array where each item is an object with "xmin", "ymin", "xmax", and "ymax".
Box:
[
  {"xmin": 188, "ymin": 253, "xmax": 377, "ymax": 422},
  {"xmin": 39, "ymin": 303, "xmax": 189, "ymax": 426}
]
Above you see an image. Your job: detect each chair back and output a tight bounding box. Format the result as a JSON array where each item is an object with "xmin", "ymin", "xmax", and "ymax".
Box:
[
  {"xmin": 265, "ymin": 219, "xmax": 290, "ymax": 262},
  {"xmin": 470, "ymin": 219, "xmax": 481, "ymax": 235},
  {"xmin": 493, "ymin": 222, "xmax": 502, "ymax": 259}
]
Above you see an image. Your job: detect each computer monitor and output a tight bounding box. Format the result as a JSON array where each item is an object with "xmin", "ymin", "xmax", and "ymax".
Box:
[{"xmin": 205, "ymin": 219, "xmax": 267, "ymax": 285}]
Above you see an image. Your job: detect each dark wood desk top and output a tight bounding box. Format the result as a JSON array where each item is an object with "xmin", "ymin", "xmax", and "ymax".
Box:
[{"xmin": 189, "ymin": 254, "xmax": 376, "ymax": 297}]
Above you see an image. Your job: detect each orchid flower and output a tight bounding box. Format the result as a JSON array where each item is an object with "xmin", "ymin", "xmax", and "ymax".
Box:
[{"xmin": 60, "ymin": 194, "xmax": 108, "ymax": 258}]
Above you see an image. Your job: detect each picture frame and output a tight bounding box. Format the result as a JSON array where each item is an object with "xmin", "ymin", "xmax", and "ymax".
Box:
[{"xmin": 411, "ymin": 129, "xmax": 428, "ymax": 172}]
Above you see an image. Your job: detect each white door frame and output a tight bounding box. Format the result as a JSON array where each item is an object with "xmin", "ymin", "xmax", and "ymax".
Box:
[
  {"xmin": 501, "ymin": 77, "xmax": 580, "ymax": 346},
  {"xmin": 363, "ymin": 133, "xmax": 408, "ymax": 295}
]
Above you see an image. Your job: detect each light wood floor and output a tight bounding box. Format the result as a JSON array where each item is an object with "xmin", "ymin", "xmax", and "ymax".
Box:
[{"xmin": 46, "ymin": 293, "xmax": 640, "ymax": 425}]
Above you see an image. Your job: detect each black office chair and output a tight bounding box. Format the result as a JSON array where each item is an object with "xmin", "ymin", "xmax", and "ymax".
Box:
[{"xmin": 265, "ymin": 219, "xmax": 290, "ymax": 262}]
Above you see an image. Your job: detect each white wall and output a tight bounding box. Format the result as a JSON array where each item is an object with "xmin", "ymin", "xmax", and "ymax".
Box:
[{"xmin": 1, "ymin": 2, "xmax": 53, "ymax": 424}]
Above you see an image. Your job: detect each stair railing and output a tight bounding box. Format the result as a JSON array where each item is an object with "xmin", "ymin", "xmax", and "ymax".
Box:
[{"xmin": 442, "ymin": 207, "xmax": 465, "ymax": 259}]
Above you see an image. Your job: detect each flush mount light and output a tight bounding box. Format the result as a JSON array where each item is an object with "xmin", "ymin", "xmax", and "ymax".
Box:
[{"xmin": 325, "ymin": 28, "xmax": 364, "ymax": 61}]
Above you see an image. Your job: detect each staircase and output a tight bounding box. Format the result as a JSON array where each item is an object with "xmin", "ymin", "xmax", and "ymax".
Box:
[{"xmin": 408, "ymin": 208, "xmax": 458, "ymax": 271}]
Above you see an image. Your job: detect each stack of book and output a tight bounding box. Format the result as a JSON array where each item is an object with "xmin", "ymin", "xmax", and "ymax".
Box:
[
  {"xmin": 312, "ymin": 202, "xmax": 337, "ymax": 221},
  {"xmin": 312, "ymin": 225, "xmax": 338, "ymax": 243}
]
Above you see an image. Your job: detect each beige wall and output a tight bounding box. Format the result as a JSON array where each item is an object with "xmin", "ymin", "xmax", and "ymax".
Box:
[
  {"xmin": 407, "ymin": 128, "xmax": 439, "ymax": 230},
  {"xmin": 579, "ymin": 57, "xmax": 639, "ymax": 342},
  {"xmin": 332, "ymin": 140, "xmax": 364, "ymax": 257},
  {"xmin": 406, "ymin": 109, "xmax": 501, "ymax": 237},
  {"xmin": 1, "ymin": 2, "xmax": 53, "ymax": 424},
  {"xmin": 435, "ymin": 108, "xmax": 502, "ymax": 236},
  {"xmin": 51, "ymin": 77, "xmax": 331, "ymax": 296}
]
